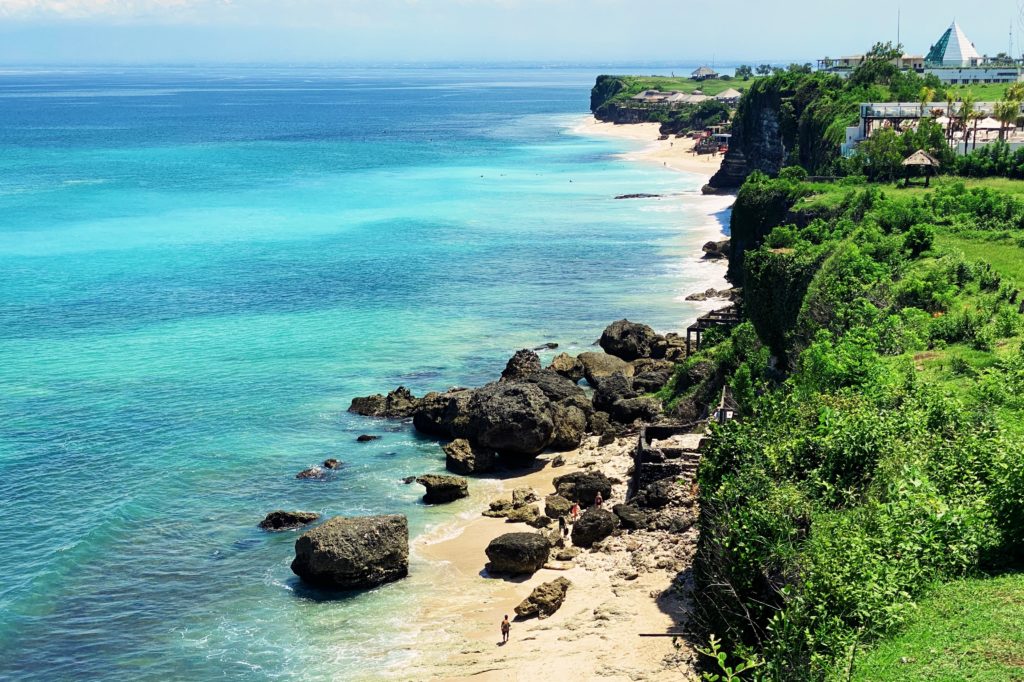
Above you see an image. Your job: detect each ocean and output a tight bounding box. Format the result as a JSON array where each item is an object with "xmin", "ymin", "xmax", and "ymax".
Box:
[{"xmin": 0, "ymin": 65, "xmax": 726, "ymax": 680}]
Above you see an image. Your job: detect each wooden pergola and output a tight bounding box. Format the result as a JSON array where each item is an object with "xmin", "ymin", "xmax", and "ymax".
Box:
[{"xmin": 902, "ymin": 150, "xmax": 941, "ymax": 187}]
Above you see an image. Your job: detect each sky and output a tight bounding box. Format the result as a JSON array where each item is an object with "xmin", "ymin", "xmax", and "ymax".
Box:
[{"xmin": 0, "ymin": 0, "xmax": 1020, "ymax": 65}]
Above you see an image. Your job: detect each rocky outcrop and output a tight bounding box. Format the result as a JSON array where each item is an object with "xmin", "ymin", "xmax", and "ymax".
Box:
[
  {"xmin": 599, "ymin": 319, "xmax": 664, "ymax": 361},
  {"xmin": 634, "ymin": 479, "xmax": 686, "ymax": 510},
  {"xmin": 548, "ymin": 352, "xmax": 584, "ymax": 383},
  {"xmin": 348, "ymin": 386, "xmax": 420, "ymax": 418},
  {"xmin": 501, "ymin": 349, "xmax": 542, "ymax": 382},
  {"xmin": 296, "ymin": 466, "xmax": 327, "ymax": 480},
  {"xmin": 259, "ymin": 511, "xmax": 320, "ymax": 531},
  {"xmin": 702, "ymin": 239, "xmax": 731, "ymax": 260},
  {"xmin": 291, "ymin": 515, "xmax": 409, "ymax": 589},
  {"xmin": 465, "ymin": 382, "xmax": 555, "ymax": 457},
  {"xmin": 521, "ymin": 370, "xmax": 587, "ymax": 404},
  {"xmin": 554, "ymin": 471, "xmax": 613, "ymax": 506},
  {"xmin": 506, "ymin": 504, "xmax": 542, "ymax": 525},
  {"xmin": 608, "ymin": 396, "xmax": 662, "ymax": 424},
  {"xmin": 612, "ymin": 503, "xmax": 648, "ymax": 530},
  {"xmin": 485, "ymin": 533, "xmax": 551, "ymax": 575},
  {"xmin": 512, "ymin": 487, "xmax": 539, "ymax": 507},
  {"xmin": 593, "ymin": 373, "xmax": 638, "ymax": 413},
  {"xmin": 515, "ymin": 577, "xmax": 572, "ymax": 619},
  {"xmin": 416, "ymin": 474, "xmax": 469, "ymax": 504},
  {"xmin": 577, "ymin": 352, "xmax": 634, "ymax": 388},
  {"xmin": 443, "ymin": 438, "xmax": 497, "ymax": 475},
  {"xmin": 322, "ymin": 459, "xmax": 342, "ymax": 469},
  {"xmin": 545, "ymin": 494, "xmax": 573, "ymax": 519},
  {"xmin": 632, "ymin": 358, "xmax": 675, "ymax": 393},
  {"xmin": 550, "ymin": 402, "xmax": 588, "ymax": 451},
  {"xmin": 571, "ymin": 508, "xmax": 618, "ymax": 547},
  {"xmin": 411, "ymin": 389, "xmax": 473, "ymax": 438}
]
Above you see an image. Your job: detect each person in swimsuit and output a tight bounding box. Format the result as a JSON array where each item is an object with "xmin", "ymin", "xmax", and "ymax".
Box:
[
  {"xmin": 501, "ymin": 615, "xmax": 511, "ymax": 644},
  {"xmin": 570, "ymin": 502, "xmax": 580, "ymax": 522},
  {"xmin": 594, "ymin": 491, "xmax": 603, "ymax": 509}
]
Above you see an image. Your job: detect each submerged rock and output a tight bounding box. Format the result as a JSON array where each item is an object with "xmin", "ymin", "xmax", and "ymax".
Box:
[
  {"xmin": 258, "ymin": 511, "xmax": 320, "ymax": 531},
  {"xmin": 485, "ymin": 532, "xmax": 551, "ymax": 575},
  {"xmin": 322, "ymin": 459, "xmax": 342, "ymax": 470},
  {"xmin": 291, "ymin": 515, "xmax": 409, "ymax": 589},
  {"xmin": 296, "ymin": 466, "xmax": 327, "ymax": 480},
  {"xmin": 515, "ymin": 577, "xmax": 572, "ymax": 619},
  {"xmin": 348, "ymin": 386, "xmax": 420, "ymax": 418},
  {"xmin": 416, "ymin": 474, "xmax": 469, "ymax": 504},
  {"xmin": 356, "ymin": 434, "xmax": 379, "ymax": 442}
]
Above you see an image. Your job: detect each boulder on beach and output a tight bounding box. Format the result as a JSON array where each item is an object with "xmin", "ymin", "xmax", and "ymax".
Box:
[
  {"xmin": 548, "ymin": 352, "xmax": 584, "ymax": 383},
  {"xmin": 506, "ymin": 504, "xmax": 541, "ymax": 525},
  {"xmin": 483, "ymin": 499, "xmax": 513, "ymax": 518},
  {"xmin": 612, "ymin": 503, "xmax": 648, "ymax": 530},
  {"xmin": 416, "ymin": 474, "xmax": 469, "ymax": 504},
  {"xmin": 515, "ymin": 577, "xmax": 572, "ymax": 619},
  {"xmin": 554, "ymin": 471, "xmax": 613, "ymax": 506},
  {"xmin": 702, "ymin": 239, "xmax": 731, "ymax": 260},
  {"xmin": 465, "ymin": 382, "xmax": 555, "ymax": 457},
  {"xmin": 443, "ymin": 438, "xmax": 497, "ymax": 475},
  {"xmin": 571, "ymin": 508, "xmax": 619, "ymax": 548},
  {"xmin": 512, "ymin": 487, "xmax": 539, "ymax": 507},
  {"xmin": 550, "ymin": 403, "xmax": 588, "ymax": 451},
  {"xmin": 545, "ymin": 494, "xmax": 573, "ymax": 519},
  {"xmin": 485, "ymin": 532, "xmax": 551, "ymax": 575},
  {"xmin": 291, "ymin": 515, "xmax": 409, "ymax": 589},
  {"xmin": 258, "ymin": 510, "xmax": 320, "ymax": 531},
  {"xmin": 608, "ymin": 396, "xmax": 662, "ymax": 424},
  {"xmin": 412, "ymin": 389, "xmax": 473, "ymax": 438},
  {"xmin": 348, "ymin": 386, "xmax": 420, "ymax": 418},
  {"xmin": 634, "ymin": 479, "xmax": 686, "ymax": 510},
  {"xmin": 501, "ymin": 349, "xmax": 543, "ymax": 382},
  {"xmin": 592, "ymin": 373, "xmax": 638, "ymax": 413},
  {"xmin": 599, "ymin": 319, "xmax": 665, "ymax": 361},
  {"xmin": 577, "ymin": 352, "xmax": 634, "ymax": 388}
]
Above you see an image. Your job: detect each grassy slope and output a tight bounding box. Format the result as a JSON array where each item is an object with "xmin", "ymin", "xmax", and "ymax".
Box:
[
  {"xmin": 605, "ymin": 75, "xmax": 756, "ymax": 101},
  {"xmin": 851, "ymin": 573, "xmax": 1024, "ymax": 681},
  {"xmin": 946, "ymin": 83, "xmax": 1015, "ymax": 102}
]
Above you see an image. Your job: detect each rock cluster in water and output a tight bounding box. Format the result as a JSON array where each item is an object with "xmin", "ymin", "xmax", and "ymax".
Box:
[{"xmin": 291, "ymin": 515, "xmax": 409, "ymax": 590}]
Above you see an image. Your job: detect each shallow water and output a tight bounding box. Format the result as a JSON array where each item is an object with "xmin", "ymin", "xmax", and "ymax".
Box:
[{"xmin": 0, "ymin": 65, "xmax": 727, "ymax": 680}]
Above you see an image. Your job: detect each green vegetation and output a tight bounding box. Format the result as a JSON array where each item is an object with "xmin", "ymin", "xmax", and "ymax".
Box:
[
  {"xmin": 681, "ymin": 173, "xmax": 1024, "ymax": 680},
  {"xmin": 851, "ymin": 573, "xmax": 1024, "ymax": 681}
]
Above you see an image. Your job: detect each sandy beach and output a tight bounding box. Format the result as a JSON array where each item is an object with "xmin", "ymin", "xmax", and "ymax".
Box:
[{"xmin": 393, "ymin": 116, "xmax": 730, "ymax": 681}]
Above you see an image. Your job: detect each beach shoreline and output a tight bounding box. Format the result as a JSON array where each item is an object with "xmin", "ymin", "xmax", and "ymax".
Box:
[{"xmin": 392, "ymin": 116, "xmax": 729, "ymax": 681}]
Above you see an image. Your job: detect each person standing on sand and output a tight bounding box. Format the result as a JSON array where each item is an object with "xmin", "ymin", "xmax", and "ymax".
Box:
[
  {"xmin": 570, "ymin": 502, "xmax": 580, "ymax": 522},
  {"xmin": 595, "ymin": 491, "xmax": 603, "ymax": 509},
  {"xmin": 501, "ymin": 615, "xmax": 511, "ymax": 644},
  {"xmin": 558, "ymin": 515, "xmax": 568, "ymax": 537}
]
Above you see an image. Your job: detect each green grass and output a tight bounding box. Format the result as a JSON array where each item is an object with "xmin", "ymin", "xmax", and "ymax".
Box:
[
  {"xmin": 606, "ymin": 75, "xmax": 757, "ymax": 101},
  {"xmin": 796, "ymin": 177, "xmax": 1024, "ymax": 214},
  {"xmin": 939, "ymin": 234, "xmax": 1024, "ymax": 283},
  {"xmin": 945, "ymin": 83, "xmax": 1015, "ymax": 103},
  {"xmin": 850, "ymin": 573, "xmax": 1024, "ymax": 681}
]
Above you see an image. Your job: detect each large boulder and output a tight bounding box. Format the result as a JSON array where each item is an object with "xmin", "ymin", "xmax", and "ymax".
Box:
[
  {"xmin": 512, "ymin": 487, "xmax": 539, "ymax": 507},
  {"xmin": 348, "ymin": 386, "xmax": 420, "ymax": 418},
  {"xmin": 571, "ymin": 508, "xmax": 619, "ymax": 547},
  {"xmin": 501, "ymin": 349, "xmax": 542, "ymax": 382},
  {"xmin": 608, "ymin": 396, "xmax": 662, "ymax": 424},
  {"xmin": 634, "ymin": 479, "xmax": 685, "ymax": 510},
  {"xmin": 553, "ymin": 471, "xmax": 613, "ymax": 506},
  {"xmin": 548, "ymin": 353, "xmax": 584, "ymax": 383},
  {"xmin": 259, "ymin": 511, "xmax": 320, "ymax": 531},
  {"xmin": 702, "ymin": 239, "xmax": 731, "ymax": 260},
  {"xmin": 521, "ymin": 370, "xmax": 588, "ymax": 404},
  {"xmin": 593, "ymin": 373, "xmax": 638, "ymax": 413},
  {"xmin": 631, "ymin": 359, "xmax": 675, "ymax": 392},
  {"xmin": 412, "ymin": 389, "xmax": 473, "ymax": 438},
  {"xmin": 465, "ymin": 382, "xmax": 554, "ymax": 456},
  {"xmin": 612, "ymin": 503, "xmax": 648, "ymax": 530},
  {"xmin": 416, "ymin": 474, "xmax": 469, "ymax": 504},
  {"xmin": 545, "ymin": 494, "xmax": 573, "ymax": 519},
  {"xmin": 515, "ymin": 577, "xmax": 572, "ymax": 619},
  {"xmin": 443, "ymin": 438, "xmax": 497, "ymax": 475},
  {"xmin": 549, "ymin": 403, "xmax": 588, "ymax": 451},
  {"xmin": 599, "ymin": 320, "xmax": 665, "ymax": 361},
  {"xmin": 485, "ymin": 532, "xmax": 551, "ymax": 575},
  {"xmin": 506, "ymin": 504, "xmax": 542, "ymax": 525},
  {"xmin": 578, "ymin": 352, "xmax": 634, "ymax": 388},
  {"xmin": 291, "ymin": 515, "xmax": 409, "ymax": 589}
]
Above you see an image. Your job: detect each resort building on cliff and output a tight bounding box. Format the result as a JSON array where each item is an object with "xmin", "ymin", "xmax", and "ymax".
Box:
[{"xmin": 819, "ymin": 22, "xmax": 1024, "ymax": 85}]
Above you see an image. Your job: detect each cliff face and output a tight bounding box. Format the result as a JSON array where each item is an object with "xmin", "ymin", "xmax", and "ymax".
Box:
[
  {"xmin": 590, "ymin": 75, "xmax": 627, "ymax": 114},
  {"xmin": 708, "ymin": 83, "xmax": 787, "ymax": 189}
]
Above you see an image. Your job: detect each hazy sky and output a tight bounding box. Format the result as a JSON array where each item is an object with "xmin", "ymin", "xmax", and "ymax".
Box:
[{"xmin": 0, "ymin": 0, "xmax": 1020, "ymax": 64}]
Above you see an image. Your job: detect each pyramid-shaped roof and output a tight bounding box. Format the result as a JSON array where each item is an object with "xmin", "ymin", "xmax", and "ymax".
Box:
[{"xmin": 926, "ymin": 22, "xmax": 982, "ymax": 67}]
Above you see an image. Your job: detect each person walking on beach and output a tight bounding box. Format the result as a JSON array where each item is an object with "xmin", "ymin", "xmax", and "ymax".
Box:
[
  {"xmin": 570, "ymin": 502, "xmax": 580, "ymax": 522},
  {"xmin": 594, "ymin": 491, "xmax": 603, "ymax": 509},
  {"xmin": 558, "ymin": 515, "xmax": 568, "ymax": 538},
  {"xmin": 501, "ymin": 615, "xmax": 511, "ymax": 644}
]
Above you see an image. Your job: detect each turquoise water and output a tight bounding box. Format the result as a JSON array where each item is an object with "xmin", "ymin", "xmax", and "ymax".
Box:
[{"xmin": 0, "ymin": 66, "xmax": 726, "ymax": 680}]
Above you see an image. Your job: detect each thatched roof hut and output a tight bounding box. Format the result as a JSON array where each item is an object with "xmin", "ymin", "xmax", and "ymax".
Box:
[{"xmin": 902, "ymin": 150, "xmax": 941, "ymax": 185}]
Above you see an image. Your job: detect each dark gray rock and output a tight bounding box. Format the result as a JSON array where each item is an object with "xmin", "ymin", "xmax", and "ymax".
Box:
[
  {"xmin": 501, "ymin": 349, "xmax": 543, "ymax": 382},
  {"xmin": 549, "ymin": 403, "xmax": 587, "ymax": 452},
  {"xmin": 577, "ymin": 352, "xmax": 634, "ymax": 388},
  {"xmin": 259, "ymin": 511, "xmax": 320, "ymax": 531},
  {"xmin": 322, "ymin": 459, "xmax": 342, "ymax": 470},
  {"xmin": 571, "ymin": 508, "xmax": 618, "ymax": 548},
  {"xmin": 599, "ymin": 319, "xmax": 665, "ymax": 361},
  {"xmin": 702, "ymin": 239, "xmax": 731, "ymax": 260},
  {"xmin": 348, "ymin": 386, "xmax": 420, "ymax": 418},
  {"xmin": 416, "ymin": 474, "xmax": 469, "ymax": 504},
  {"xmin": 356, "ymin": 434, "xmax": 379, "ymax": 442},
  {"xmin": 296, "ymin": 466, "xmax": 327, "ymax": 480},
  {"xmin": 553, "ymin": 471, "xmax": 613, "ymax": 506},
  {"xmin": 443, "ymin": 438, "xmax": 497, "ymax": 475},
  {"xmin": 551, "ymin": 455, "xmax": 567, "ymax": 468},
  {"xmin": 612, "ymin": 504, "xmax": 648, "ymax": 530},
  {"xmin": 608, "ymin": 396, "xmax": 662, "ymax": 424},
  {"xmin": 485, "ymin": 532, "xmax": 551, "ymax": 575},
  {"xmin": 633, "ymin": 371, "xmax": 672, "ymax": 393},
  {"xmin": 291, "ymin": 515, "xmax": 409, "ymax": 589},
  {"xmin": 411, "ymin": 389, "xmax": 473, "ymax": 438},
  {"xmin": 634, "ymin": 479, "xmax": 684, "ymax": 510},
  {"xmin": 521, "ymin": 370, "xmax": 587, "ymax": 404},
  {"xmin": 402, "ymin": 476, "xmax": 416, "ymax": 485},
  {"xmin": 593, "ymin": 373, "xmax": 638, "ymax": 413},
  {"xmin": 515, "ymin": 577, "xmax": 572, "ymax": 619},
  {"xmin": 534, "ymin": 342, "xmax": 559, "ymax": 350},
  {"xmin": 465, "ymin": 382, "xmax": 554, "ymax": 457}
]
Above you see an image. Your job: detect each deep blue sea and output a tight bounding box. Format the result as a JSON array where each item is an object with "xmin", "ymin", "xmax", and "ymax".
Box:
[{"xmin": 0, "ymin": 65, "xmax": 727, "ymax": 680}]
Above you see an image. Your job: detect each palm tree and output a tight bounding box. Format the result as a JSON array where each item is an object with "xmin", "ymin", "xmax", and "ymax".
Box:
[
  {"xmin": 995, "ymin": 99, "xmax": 1021, "ymax": 142},
  {"xmin": 1006, "ymin": 82, "xmax": 1024, "ymax": 102},
  {"xmin": 959, "ymin": 94, "xmax": 976, "ymax": 147},
  {"xmin": 945, "ymin": 92, "xmax": 956, "ymax": 145},
  {"xmin": 919, "ymin": 86, "xmax": 936, "ymax": 117}
]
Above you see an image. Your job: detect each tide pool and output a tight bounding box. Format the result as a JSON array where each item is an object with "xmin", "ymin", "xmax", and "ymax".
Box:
[{"xmin": 0, "ymin": 65, "xmax": 726, "ymax": 680}]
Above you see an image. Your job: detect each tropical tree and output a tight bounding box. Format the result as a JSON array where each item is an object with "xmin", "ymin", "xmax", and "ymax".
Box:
[
  {"xmin": 919, "ymin": 86, "xmax": 936, "ymax": 117},
  {"xmin": 945, "ymin": 92, "xmax": 956, "ymax": 144},
  {"xmin": 959, "ymin": 93, "xmax": 976, "ymax": 146},
  {"xmin": 994, "ymin": 99, "xmax": 1021, "ymax": 142},
  {"xmin": 1006, "ymin": 82, "xmax": 1024, "ymax": 101},
  {"xmin": 756, "ymin": 64, "xmax": 773, "ymax": 76},
  {"xmin": 735, "ymin": 65, "xmax": 753, "ymax": 81}
]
